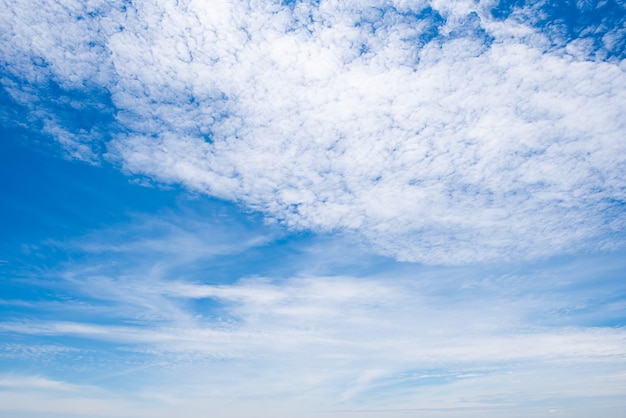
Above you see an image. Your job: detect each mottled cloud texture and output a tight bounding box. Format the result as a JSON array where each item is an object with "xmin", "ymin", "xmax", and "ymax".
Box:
[{"xmin": 2, "ymin": 0, "xmax": 625, "ymax": 263}]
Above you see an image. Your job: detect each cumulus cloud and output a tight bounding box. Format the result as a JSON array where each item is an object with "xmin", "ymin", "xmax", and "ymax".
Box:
[{"xmin": 1, "ymin": 0, "xmax": 625, "ymax": 263}]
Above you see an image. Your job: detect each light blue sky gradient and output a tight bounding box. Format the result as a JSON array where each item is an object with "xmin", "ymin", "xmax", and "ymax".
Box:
[{"xmin": 2, "ymin": 1, "xmax": 626, "ymax": 417}]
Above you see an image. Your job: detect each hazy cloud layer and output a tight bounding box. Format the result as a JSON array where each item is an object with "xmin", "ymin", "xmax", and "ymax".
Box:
[
  {"xmin": 2, "ymin": 0, "xmax": 625, "ymax": 263},
  {"xmin": 1, "ymin": 197, "xmax": 625, "ymax": 417},
  {"xmin": 3, "ymin": 253, "xmax": 626, "ymax": 416}
]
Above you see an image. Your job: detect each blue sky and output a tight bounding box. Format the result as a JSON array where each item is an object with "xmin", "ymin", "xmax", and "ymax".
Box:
[{"xmin": 1, "ymin": 0, "xmax": 626, "ymax": 417}]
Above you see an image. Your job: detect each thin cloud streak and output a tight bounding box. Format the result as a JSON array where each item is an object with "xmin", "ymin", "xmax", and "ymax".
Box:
[
  {"xmin": 1, "ymin": 205, "xmax": 625, "ymax": 416},
  {"xmin": 3, "ymin": 241, "xmax": 626, "ymax": 410}
]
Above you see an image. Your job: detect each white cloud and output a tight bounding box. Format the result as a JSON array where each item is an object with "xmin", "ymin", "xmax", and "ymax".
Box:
[
  {"xmin": 5, "ymin": 267, "xmax": 626, "ymax": 366},
  {"xmin": 2, "ymin": 203, "xmax": 626, "ymax": 416},
  {"xmin": 2, "ymin": 0, "xmax": 625, "ymax": 263},
  {"xmin": 0, "ymin": 375, "xmax": 81, "ymax": 391},
  {"xmin": 2, "ymin": 270, "xmax": 626, "ymax": 416}
]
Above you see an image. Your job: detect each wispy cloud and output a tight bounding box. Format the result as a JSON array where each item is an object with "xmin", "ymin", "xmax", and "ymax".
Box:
[{"xmin": 2, "ymin": 215, "xmax": 625, "ymax": 415}]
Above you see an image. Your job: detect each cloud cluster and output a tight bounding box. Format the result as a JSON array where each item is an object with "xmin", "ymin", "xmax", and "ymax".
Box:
[{"xmin": 2, "ymin": 0, "xmax": 626, "ymax": 263}]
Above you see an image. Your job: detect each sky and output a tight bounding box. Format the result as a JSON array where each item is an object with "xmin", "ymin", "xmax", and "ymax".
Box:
[{"xmin": 1, "ymin": 0, "xmax": 626, "ymax": 417}]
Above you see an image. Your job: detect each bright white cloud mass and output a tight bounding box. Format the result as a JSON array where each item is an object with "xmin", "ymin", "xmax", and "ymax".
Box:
[
  {"xmin": 1, "ymin": 0, "xmax": 626, "ymax": 417},
  {"xmin": 3, "ymin": 0, "xmax": 625, "ymax": 262}
]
